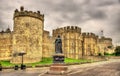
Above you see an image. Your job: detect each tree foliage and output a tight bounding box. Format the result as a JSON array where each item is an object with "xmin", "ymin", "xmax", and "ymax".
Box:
[{"xmin": 115, "ymin": 46, "xmax": 120, "ymax": 56}]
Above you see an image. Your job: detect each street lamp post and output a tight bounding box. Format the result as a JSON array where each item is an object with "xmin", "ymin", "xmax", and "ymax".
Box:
[{"xmin": 18, "ymin": 51, "xmax": 26, "ymax": 70}]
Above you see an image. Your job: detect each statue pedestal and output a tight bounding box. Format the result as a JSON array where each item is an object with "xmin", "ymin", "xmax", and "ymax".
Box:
[
  {"xmin": 53, "ymin": 53, "xmax": 65, "ymax": 63},
  {"xmin": 48, "ymin": 54, "xmax": 68, "ymax": 75}
]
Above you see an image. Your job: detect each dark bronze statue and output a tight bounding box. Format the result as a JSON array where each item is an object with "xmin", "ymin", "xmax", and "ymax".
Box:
[{"xmin": 55, "ymin": 35, "xmax": 63, "ymax": 54}]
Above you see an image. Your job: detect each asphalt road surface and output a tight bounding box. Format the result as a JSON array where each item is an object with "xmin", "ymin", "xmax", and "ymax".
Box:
[
  {"xmin": 0, "ymin": 67, "xmax": 48, "ymax": 76},
  {"xmin": 68, "ymin": 59, "xmax": 120, "ymax": 76},
  {"xmin": 0, "ymin": 59, "xmax": 120, "ymax": 76}
]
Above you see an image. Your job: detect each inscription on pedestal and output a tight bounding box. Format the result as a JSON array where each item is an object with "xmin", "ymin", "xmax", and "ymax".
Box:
[{"xmin": 53, "ymin": 54, "xmax": 64, "ymax": 63}]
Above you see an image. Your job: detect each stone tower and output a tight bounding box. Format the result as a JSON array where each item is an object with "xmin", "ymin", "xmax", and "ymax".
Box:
[
  {"xmin": 11, "ymin": 6, "xmax": 44, "ymax": 63},
  {"xmin": 82, "ymin": 33, "xmax": 99, "ymax": 56},
  {"xmin": 53, "ymin": 26, "xmax": 83, "ymax": 59}
]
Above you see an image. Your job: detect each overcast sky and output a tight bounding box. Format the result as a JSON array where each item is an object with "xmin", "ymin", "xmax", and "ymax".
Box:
[{"xmin": 0, "ymin": 0, "xmax": 120, "ymax": 45}]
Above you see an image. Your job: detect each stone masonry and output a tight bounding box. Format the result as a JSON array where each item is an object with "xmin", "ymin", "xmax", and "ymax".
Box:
[
  {"xmin": 11, "ymin": 6, "xmax": 44, "ymax": 63},
  {"xmin": 0, "ymin": 6, "xmax": 114, "ymax": 63}
]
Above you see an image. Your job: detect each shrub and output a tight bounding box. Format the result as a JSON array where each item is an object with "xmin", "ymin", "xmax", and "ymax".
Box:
[
  {"xmin": 115, "ymin": 46, "xmax": 120, "ymax": 56},
  {"xmin": 104, "ymin": 52, "xmax": 115, "ymax": 56}
]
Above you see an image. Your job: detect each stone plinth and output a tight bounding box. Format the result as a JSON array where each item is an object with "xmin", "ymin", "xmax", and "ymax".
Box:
[
  {"xmin": 50, "ymin": 63, "xmax": 68, "ymax": 71},
  {"xmin": 48, "ymin": 54, "xmax": 68, "ymax": 75},
  {"xmin": 53, "ymin": 54, "xmax": 65, "ymax": 63}
]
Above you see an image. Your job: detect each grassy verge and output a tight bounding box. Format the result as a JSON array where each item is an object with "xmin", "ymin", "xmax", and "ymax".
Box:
[
  {"xmin": 26, "ymin": 57, "xmax": 53, "ymax": 67},
  {"xmin": 0, "ymin": 57, "xmax": 91, "ymax": 67},
  {"xmin": 0, "ymin": 60, "xmax": 15, "ymax": 67},
  {"xmin": 104, "ymin": 53, "xmax": 116, "ymax": 57},
  {"xmin": 65, "ymin": 58, "xmax": 91, "ymax": 63}
]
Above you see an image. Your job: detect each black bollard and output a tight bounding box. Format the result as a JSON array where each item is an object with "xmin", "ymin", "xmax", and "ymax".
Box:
[
  {"xmin": 0, "ymin": 64, "xmax": 2, "ymax": 71},
  {"xmin": 14, "ymin": 65, "xmax": 19, "ymax": 70},
  {"xmin": 21, "ymin": 64, "xmax": 26, "ymax": 70}
]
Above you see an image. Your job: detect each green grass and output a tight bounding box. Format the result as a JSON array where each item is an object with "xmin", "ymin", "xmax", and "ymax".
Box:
[
  {"xmin": 26, "ymin": 57, "xmax": 53, "ymax": 67},
  {"xmin": 105, "ymin": 54, "xmax": 115, "ymax": 56},
  {"xmin": 65, "ymin": 58, "xmax": 91, "ymax": 63},
  {"xmin": 0, "ymin": 57, "xmax": 91, "ymax": 67},
  {"xmin": 104, "ymin": 53, "xmax": 116, "ymax": 57},
  {"xmin": 0, "ymin": 60, "xmax": 15, "ymax": 67}
]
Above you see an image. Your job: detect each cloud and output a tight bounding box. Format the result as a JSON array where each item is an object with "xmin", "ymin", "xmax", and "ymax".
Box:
[
  {"xmin": 90, "ymin": 0, "xmax": 119, "ymax": 6},
  {"xmin": 89, "ymin": 9, "xmax": 107, "ymax": 19},
  {"xmin": 0, "ymin": 19, "xmax": 4, "ymax": 30},
  {"xmin": 0, "ymin": 0, "xmax": 120, "ymax": 45},
  {"xmin": 107, "ymin": 7, "xmax": 120, "ymax": 44}
]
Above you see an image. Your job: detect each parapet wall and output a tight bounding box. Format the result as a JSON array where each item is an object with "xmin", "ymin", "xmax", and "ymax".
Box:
[
  {"xmin": 0, "ymin": 28, "xmax": 12, "ymax": 60},
  {"xmin": 14, "ymin": 6, "xmax": 44, "ymax": 21},
  {"xmin": 0, "ymin": 28, "xmax": 12, "ymax": 34},
  {"xmin": 105, "ymin": 38, "xmax": 112, "ymax": 41},
  {"xmin": 64, "ymin": 26, "xmax": 81, "ymax": 33},
  {"xmin": 100, "ymin": 36, "xmax": 112, "ymax": 41},
  {"xmin": 82, "ymin": 32, "xmax": 98, "ymax": 39},
  {"xmin": 53, "ymin": 26, "xmax": 81, "ymax": 35}
]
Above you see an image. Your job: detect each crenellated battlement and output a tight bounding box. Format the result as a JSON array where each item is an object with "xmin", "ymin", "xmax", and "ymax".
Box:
[
  {"xmin": 53, "ymin": 26, "xmax": 81, "ymax": 35},
  {"xmin": 0, "ymin": 28, "xmax": 11, "ymax": 34},
  {"xmin": 14, "ymin": 6, "xmax": 44, "ymax": 21},
  {"xmin": 105, "ymin": 38, "xmax": 112, "ymax": 41},
  {"xmin": 82, "ymin": 32, "xmax": 98, "ymax": 39},
  {"xmin": 64, "ymin": 26, "xmax": 81, "ymax": 33},
  {"xmin": 100, "ymin": 36, "xmax": 112, "ymax": 41}
]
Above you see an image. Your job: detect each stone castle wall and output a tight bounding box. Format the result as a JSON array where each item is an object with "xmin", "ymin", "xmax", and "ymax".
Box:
[
  {"xmin": 0, "ymin": 29, "xmax": 12, "ymax": 60},
  {"xmin": 42, "ymin": 30, "xmax": 54, "ymax": 57},
  {"xmin": 53, "ymin": 26, "xmax": 81, "ymax": 37},
  {"xmin": 82, "ymin": 33, "xmax": 99, "ymax": 56},
  {"xmin": 53, "ymin": 27, "xmax": 100, "ymax": 59},
  {"xmin": 53, "ymin": 26, "xmax": 83, "ymax": 59},
  {"xmin": 98, "ymin": 36, "xmax": 114, "ymax": 55},
  {"xmin": 0, "ymin": 6, "xmax": 114, "ymax": 63},
  {"xmin": 11, "ymin": 6, "xmax": 44, "ymax": 63}
]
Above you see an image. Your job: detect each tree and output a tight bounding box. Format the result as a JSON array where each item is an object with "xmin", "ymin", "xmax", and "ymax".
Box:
[{"xmin": 115, "ymin": 46, "xmax": 120, "ymax": 56}]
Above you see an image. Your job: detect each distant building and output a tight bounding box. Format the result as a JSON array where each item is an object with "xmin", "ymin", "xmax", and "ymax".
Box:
[{"xmin": 98, "ymin": 36, "xmax": 114, "ymax": 55}]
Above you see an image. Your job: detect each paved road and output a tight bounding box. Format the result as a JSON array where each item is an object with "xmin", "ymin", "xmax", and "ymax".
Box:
[
  {"xmin": 0, "ymin": 59, "xmax": 120, "ymax": 76},
  {"xmin": 0, "ymin": 67, "xmax": 48, "ymax": 76},
  {"xmin": 0, "ymin": 71, "xmax": 40, "ymax": 76},
  {"xmin": 68, "ymin": 59, "xmax": 120, "ymax": 76}
]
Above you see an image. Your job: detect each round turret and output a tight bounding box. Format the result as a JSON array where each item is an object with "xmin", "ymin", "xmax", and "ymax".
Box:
[
  {"xmin": 12, "ymin": 6, "xmax": 44, "ymax": 63},
  {"xmin": 13, "ymin": 6, "xmax": 44, "ymax": 21}
]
